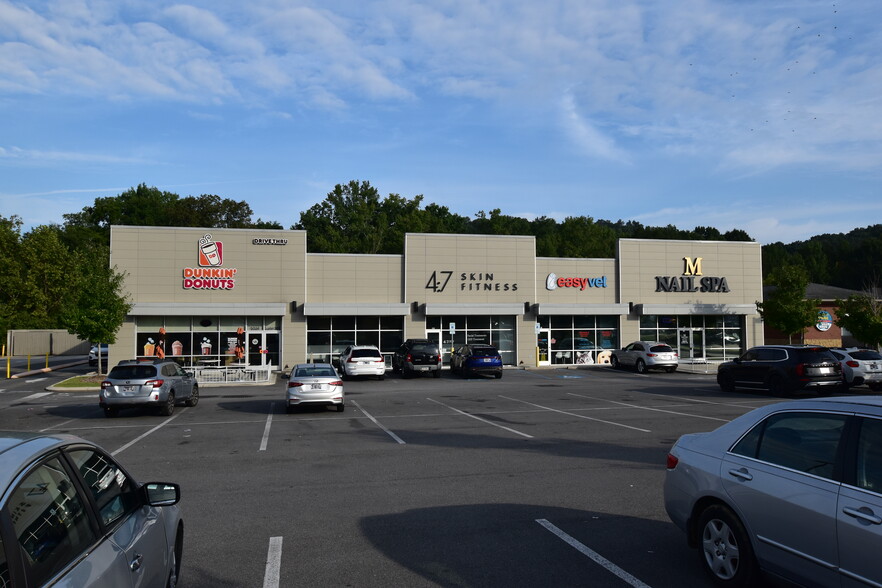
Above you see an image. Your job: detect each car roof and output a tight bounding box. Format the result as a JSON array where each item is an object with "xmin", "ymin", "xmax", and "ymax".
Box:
[
  {"xmin": 0, "ymin": 431, "xmax": 88, "ymax": 491},
  {"xmin": 346, "ymin": 345, "xmax": 380, "ymax": 350},
  {"xmin": 293, "ymin": 363, "xmax": 335, "ymax": 369}
]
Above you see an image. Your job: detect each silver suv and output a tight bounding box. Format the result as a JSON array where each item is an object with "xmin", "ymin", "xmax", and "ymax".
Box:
[{"xmin": 101, "ymin": 359, "xmax": 198, "ymax": 417}]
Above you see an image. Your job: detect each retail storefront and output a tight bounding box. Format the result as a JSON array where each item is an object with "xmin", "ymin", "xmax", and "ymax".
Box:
[{"xmin": 107, "ymin": 227, "xmax": 764, "ymax": 374}]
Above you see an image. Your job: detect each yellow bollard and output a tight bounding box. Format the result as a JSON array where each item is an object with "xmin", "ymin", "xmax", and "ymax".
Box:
[
  {"xmin": 5, "ymin": 355, "xmax": 9, "ymax": 379},
  {"xmin": 46, "ymin": 353, "xmax": 50, "ymax": 369},
  {"xmin": 27, "ymin": 354, "xmax": 31, "ymax": 371}
]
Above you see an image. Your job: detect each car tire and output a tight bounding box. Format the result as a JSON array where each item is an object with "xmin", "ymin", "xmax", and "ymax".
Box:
[
  {"xmin": 494, "ymin": 372, "xmax": 502, "ymax": 379},
  {"xmin": 697, "ymin": 504, "xmax": 759, "ymax": 588},
  {"xmin": 767, "ymin": 375, "xmax": 788, "ymax": 397},
  {"xmin": 635, "ymin": 359, "xmax": 647, "ymax": 374},
  {"xmin": 185, "ymin": 385, "xmax": 199, "ymax": 407},
  {"xmin": 103, "ymin": 406, "xmax": 119, "ymax": 418},
  {"xmin": 870, "ymin": 383, "xmax": 882, "ymax": 393},
  {"xmin": 160, "ymin": 392, "xmax": 176, "ymax": 416},
  {"xmin": 378, "ymin": 374, "xmax": 384, "ymax": 380},
  {"xmin": 610, "ymin": 355, "xmax": 620, "ymax": 369},
  {"xmin": 167, "ymin": 524, "xmax": 183, "ymax": 588},
  {"xmin": 718, "ymin": 372, "xmax": 736, "ymax": 393},
  {"xmin": 665, "ymin": 366, "xmax": 677, "ymax": 373},
  {"xmin": 336, "ymin": 403, "xmax": 345, "ymax": 413},
  {"xmin": 286, "ymin": 405, "xmax": 295, "ymax": 414},
  {"xmin": 433, "ymin": 369, "xmax": 441, "ymax": 378}
]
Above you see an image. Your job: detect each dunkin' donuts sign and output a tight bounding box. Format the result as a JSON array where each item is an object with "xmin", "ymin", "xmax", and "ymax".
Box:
[{"xmin": 182, "ymin": 234, "xmax": 238, "ymax": 290}]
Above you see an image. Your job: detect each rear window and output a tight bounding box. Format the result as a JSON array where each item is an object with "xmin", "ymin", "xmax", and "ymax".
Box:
[
  {"xmin": 649, "ymin": 345, "xmax": 674, "ymax": 353},
  {"xmin": 295, "ymin": 367, "xmax": 337, "ymax": 377},
  {"xmin": 795, "ymin": 348, "xmax": 837, "ymax": 363},
  {"xmin": 108, "ymin": 365, "xmax": 157, "ymax": 379},
  {"xmin": 410, "ymin": 343, "xmax": 439, "ymax": 353},
  {"xmin": 851, "ymin": 350, "xmax": 882, "ymax": 361},
  {"xmin": 472, "ymin": 346, "xmax": 499, "ymax": 355},
  {"xmin": 351, "ymin": 349, "xmax": 381, "ymax": 358}
]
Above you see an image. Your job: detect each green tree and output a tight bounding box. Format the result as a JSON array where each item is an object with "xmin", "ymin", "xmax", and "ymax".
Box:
[
  {"xmin": 835, "ymin": 290, "xmax": 882, "ymax": 349},
  {"xmin": 61, "ymin": 245, "xmax": 132, "ymax": 373},
  {"xmin": 756, "ymin": 265, "xmax": 820, "ymax": 343},
  {"xmin": 0, "ymin": 215, "xmax": 24, "ymax": 348}
]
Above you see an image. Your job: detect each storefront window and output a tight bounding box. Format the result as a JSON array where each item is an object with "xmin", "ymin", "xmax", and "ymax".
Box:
[
  {"xmin": 543, "ymin": 315, "xmax": 618, "ymax": 364},
  {"xmin": 136, "ymin": 317, "xmax": 278, "ymax": 367},
  {"xmin": 305, "ymin": 316, "xmax": 404, "ymax": 364},
  {"xmin": 429, "ymin": 315, "xmax": 517, "ymax": 365},
  {"xmin": 639, "ymin": 314, "xmax": 744, "ymax": 361}
]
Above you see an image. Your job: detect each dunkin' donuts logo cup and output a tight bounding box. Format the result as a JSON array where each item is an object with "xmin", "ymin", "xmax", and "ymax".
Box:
[{"xmin": 198, "ymin": 234, "xmax": 223, "ymax": 267}]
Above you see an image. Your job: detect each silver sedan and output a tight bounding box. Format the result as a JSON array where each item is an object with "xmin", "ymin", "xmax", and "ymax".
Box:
[
  {"xmin": 286, "ymin": 363, "xmax": 345, "ymax": 413},
  {"xmin": 664, "ymin": 396, "xmax": 882, "ymax": 587}
]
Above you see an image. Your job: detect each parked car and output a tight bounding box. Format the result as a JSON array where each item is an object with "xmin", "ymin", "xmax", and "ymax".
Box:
[
  {"xmin": 664, "ymin": 396, "xmax": 882, "ymax": 588},
  {"xmin": 391, "ymin": 339, "xmax": 442, "ymax": 378},
  {"xmin": 830, "ymin": 347, "xmax": 882, "ymax": 391},
  {"xmin": 101, "ymin": 358, "xmax": 198, "ymax": 417},
  {"xmin": 716, "ymin": 345, "xmax": 843, "ymax": 396},
  {"xmin": 286, "ymin": 363, "xmax": 344, "ymax": 413},
  {"xmin": 451, "ymin": 344, "xmax": 503, "ymax": 378},
  {"xmin": 610, "ymin": 341, "xmax": 679, "ymax": 373},
  {"xmin": 339, "ymin": 345, "xmax": 386, "ymax": 380},
  {"xmin": 89, "ymin": 343, "xmax": 108, "ymax": 366},
  {"xmin": 0, "ymin": 431, "xmax": 183, "ymax": 588}
]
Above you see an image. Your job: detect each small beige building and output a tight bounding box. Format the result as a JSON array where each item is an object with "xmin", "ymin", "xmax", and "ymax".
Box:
[{"xmin": 108, "ymin": 226, "xmax": 763, "ymax": 372}]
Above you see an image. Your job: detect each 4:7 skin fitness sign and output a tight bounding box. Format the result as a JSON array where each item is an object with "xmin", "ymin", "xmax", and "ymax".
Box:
[{"xmin": 182, "ymin": 234, "xmax": 238, "ymax": 290}]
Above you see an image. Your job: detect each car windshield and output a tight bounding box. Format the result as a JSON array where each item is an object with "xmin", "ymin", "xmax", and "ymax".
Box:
[
  {"xmin": 295, "ymin": 367, "xmax": 337, "ymax": 378},
  {"xmin": 108, "ymin": 365, "xmax": 157, "ymax": 379},
  {"xmin": 796, "ymin": 348, "xmax": 837, "ymax": 362},
  {"xmin": 850, "ymin": 350, "xmax": 882, "ymax": 360},
  {"xmin": 351, "ymin": 349, "xmax": 381, "ymax": 358},
  {"xmin": 650, "ymin": 345, "xmax": 674, "ymax": 353}
]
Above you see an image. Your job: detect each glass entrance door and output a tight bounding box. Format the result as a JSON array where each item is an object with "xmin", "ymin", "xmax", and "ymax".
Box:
[
  {"xmin": 537, "ymin": 329, "xmax": 550, "ymax": 366},
  {"xmin": 246, "ymin": 331, "xmax": 280, "ymax": 368},
  {"xmin": 678, "ymin": 328, "xmax": 705, "ymax": 362}
]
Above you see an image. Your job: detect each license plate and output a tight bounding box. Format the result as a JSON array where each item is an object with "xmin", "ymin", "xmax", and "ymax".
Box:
[
  {"xmin": 818, "ymin": 367, "xmax": 831, "ymax": 374},
  {"xmin": 123, "ymin": 386, "xmax": 134, "ymax": 392},
  {"xmin": 418, "ymin": 366, "xmax": 429, "ymax": 371}
]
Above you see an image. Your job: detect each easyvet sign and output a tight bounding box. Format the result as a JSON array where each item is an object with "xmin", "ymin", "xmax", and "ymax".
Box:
[{"xmin": 545, "ymin": 273, "xmax": 608, "ymax": 291}]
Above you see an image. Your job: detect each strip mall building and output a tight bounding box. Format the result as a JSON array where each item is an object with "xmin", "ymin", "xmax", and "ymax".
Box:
[{"xmin": 108, "ymin": 226, "xmax": 764, "ymax": 372}]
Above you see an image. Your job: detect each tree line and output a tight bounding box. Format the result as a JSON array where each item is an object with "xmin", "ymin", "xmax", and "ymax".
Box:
[{"xmin": 2, "ymin": 180, "xmax": 881, "ymax": 349}]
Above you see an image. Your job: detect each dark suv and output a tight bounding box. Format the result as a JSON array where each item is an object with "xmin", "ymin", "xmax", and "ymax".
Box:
[
  {"xmin": 392, "ymin": 339, "xmax": 442, "ymax": 378},
  {"xmin": 101, "ymin": 358, "xmax": 198, "ymax": 417},
  {"xmin": 717, "ymin": 345, "xmax": 843, "ymax": 396}
]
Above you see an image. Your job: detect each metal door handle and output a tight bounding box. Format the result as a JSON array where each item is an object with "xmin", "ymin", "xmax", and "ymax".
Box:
[
  {"xmin": 130, "ymin": 553, "xmax": 143, "ymax": 572},
  {"xmin": 727, "ymin": 468, "xmax": 753, "ymax": 481},
  {"xmin": 843, "ymin": 506, "xmax": 882, "ymax": 525}
]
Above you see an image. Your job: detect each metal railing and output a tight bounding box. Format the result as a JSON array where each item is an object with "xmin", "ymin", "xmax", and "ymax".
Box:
[{"xmin": 186, "ymin": 366, "xmax": 273, "ymax": 384}]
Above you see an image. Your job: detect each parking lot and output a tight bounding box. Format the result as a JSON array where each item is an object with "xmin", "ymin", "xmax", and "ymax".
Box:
[{"xmin": 0, "ymin": 363, "xmax": 790, "ymax": 587}]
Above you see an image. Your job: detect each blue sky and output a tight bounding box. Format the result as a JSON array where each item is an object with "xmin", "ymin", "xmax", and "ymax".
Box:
[{"xmin": 2, "ymin": 0, "xmax": 881, "ymax": 244}]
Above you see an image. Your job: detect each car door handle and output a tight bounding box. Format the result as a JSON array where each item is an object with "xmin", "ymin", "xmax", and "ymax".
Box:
[
  {"xmin": 130, "ymin": 553, "xmax": 143, "ymax": 572},
  {"xmin": 727, "ymin": 468, "xmax": 753, "ymax": 481},
  {"xmin": 842, "ymin": 506, "xmax": 882, "ymax": 525}
]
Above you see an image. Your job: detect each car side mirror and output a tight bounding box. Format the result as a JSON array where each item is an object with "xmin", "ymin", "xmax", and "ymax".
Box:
[{"xmin": 143, "ymin": 482, "xmax": 181, "ymax": 506}]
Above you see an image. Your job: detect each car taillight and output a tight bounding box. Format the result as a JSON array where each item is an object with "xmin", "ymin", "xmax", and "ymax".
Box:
[
  {"xmin": 846, "ymin": 360, "xmax": 860, "ymax": 368},
  {"xmin": 666, "ymin": 453, "xmax": 679, "ymax": 469},
  {"xmin": 347, "ymin": 357, "xmax": 356, "ymax": 363},
  {"xmin": 647, "ymin": 353, "xmax": 657, "ymax": 357},
  {"xmin": 406, "ymin": 353, "xmax": 413, "ymax": 362},
  {"xmin": 145, "ymin": 379, "xmax": 164, "ymax": 387},
  {"xmin": 288, "ymin": 382, "xmax": 303, "ymax": 388},
  {"xmin": 101, "ymin": 381, "xmax": 111, "ymax": 389},
  {"xmin": 795, "ymin": 364, "xmax": 805, "ymax": 377},
  {"xmin": 435, "ymin": 354, "xmax": 442, "ymax": 362},
  {"xmin": 330, "ymin": 381, "xmax": 343, "ymax": 386}
]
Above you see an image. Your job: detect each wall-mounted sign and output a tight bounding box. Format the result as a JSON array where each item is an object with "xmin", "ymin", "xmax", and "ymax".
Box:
[
  {"xmin": 816, "ymin": 310, "xmax": 833, "ymax": 332},
  {"xmin": 655, "ymin": 257, "xmax": 730, "ymax": 293},
  {"xmin": 252, "ymin": 238, "xmax": 288, "ymax": 245},
  {"xmin": 183, "ymin": 234, "xmax": 237, "ymax": 290},
  {"xmin": 545, "ymin": 272, "xmax": 608, "ymax": 291},
  {"xmin": 425, "ymin": 271, "xmax": 518, "ymax": 293}
]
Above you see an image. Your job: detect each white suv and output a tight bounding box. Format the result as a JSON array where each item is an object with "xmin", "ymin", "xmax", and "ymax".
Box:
[
  {"xmin": 830, "ymin": 348, "xmax": 882, "ymax": 391},
  {"xmin": 339, "ymin": 345, "xmax": 386, "ymax": 380}
]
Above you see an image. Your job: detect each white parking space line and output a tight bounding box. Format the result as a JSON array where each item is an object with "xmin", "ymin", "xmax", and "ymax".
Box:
[
  {"xmin": 111, "ymin": 412, "xmax": 182, "ymax": 456},
  {"xmin": 40, "ymin": 418, "xmax": 76, "ymax": 433},
  {"xmin": 427, "ymin": 398, "xmax": 534, "ymax": 439},
  {"xmin": 500, "ymin": 396, "xmax": 650, "ymax": 433},
  {"xmin": 18, "ymin": 392, "xmax": 53, "ymax": 402},
  {"xmin": 263, "ymin": 536, "xmax": 283, "ymax": 588},
  {"xmin": 259, "ymin": 403, "xmax": 274, "ymax": 451},
  {"xmin": 666, "ymin": 394, "xmax": 779, "ymax": 409},
  {"xmin": 569, "ymin": 393, "xmax": 731, "ymax": 423},
  {"xmin": 536, "ymin": 519, "xmax": 653, "ymax": 588},
  {"xmin": 30, "ymin": 377, "xmax": 47, "ymax": 383},
  {"xmin": 352, "ymin": 400, "xmax": 406, "ymax": 444}
]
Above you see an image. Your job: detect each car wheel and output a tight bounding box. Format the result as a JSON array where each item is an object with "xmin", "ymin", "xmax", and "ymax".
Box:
[
  {"xmin": 610, "ymin": 355, "xmax": 620, "ymax": 369},
  {"xmin": 286, "ymin": 405, "xmax": 296, "ymax": 414},
  {"xmin": 767, "ymin": 375, "xmax": 788, "ymax": 397},
  {"xmin": 103, "ymin": 406, "xmax": 119, "ymax": 418},
  {"xmin": 433, "ymin": 369, "xmax": 441, "ymax": 378},
  {"xmin": 167, "ymin": 524, "xmax": 183, "ymax": 588},
  {"xmin": 635, "ymin": 359, "xmax": 647, "ymax": 374},
  {"xmin": 718, "ymin": 372, "xmax": 736, "ymax": 393},
  {"xmin": 494, "ymin": 372, "xmax": 502, "ymax": 379},
  {"xmin": 336, "ymin": 403, "xmax": 345, "ymax": 413},
  {"xmin": 698, "ymin": 504, "xmax": 758, "ymax": 588},
  {"xmin": 185, "ymin": 385, "xmax": 199, "ymax": 407},
  {"xmin": 378, "ymin": 374, "xmax": 384, "ymax": 380},
  {"xmin": 665, "ymin": 366, "xmax": 677, "ymax": 373},
  {"xmin": 160, "ymin": 392, "xmax": 176, "ymax": 416},
  {"xmin": 870, "ymin": 383, "xmax": 882, "ymax": 393}
]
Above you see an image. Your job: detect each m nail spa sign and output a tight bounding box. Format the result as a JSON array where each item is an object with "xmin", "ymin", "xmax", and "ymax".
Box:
[{"xmin": 655, "ymin": 257, "xmax": 730, "ymax": 293}]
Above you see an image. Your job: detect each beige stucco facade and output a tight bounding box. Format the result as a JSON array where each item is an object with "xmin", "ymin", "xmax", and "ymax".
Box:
[{"xmin": 108, "ymin": 227, "xmax": 763, "ymax": 372}]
